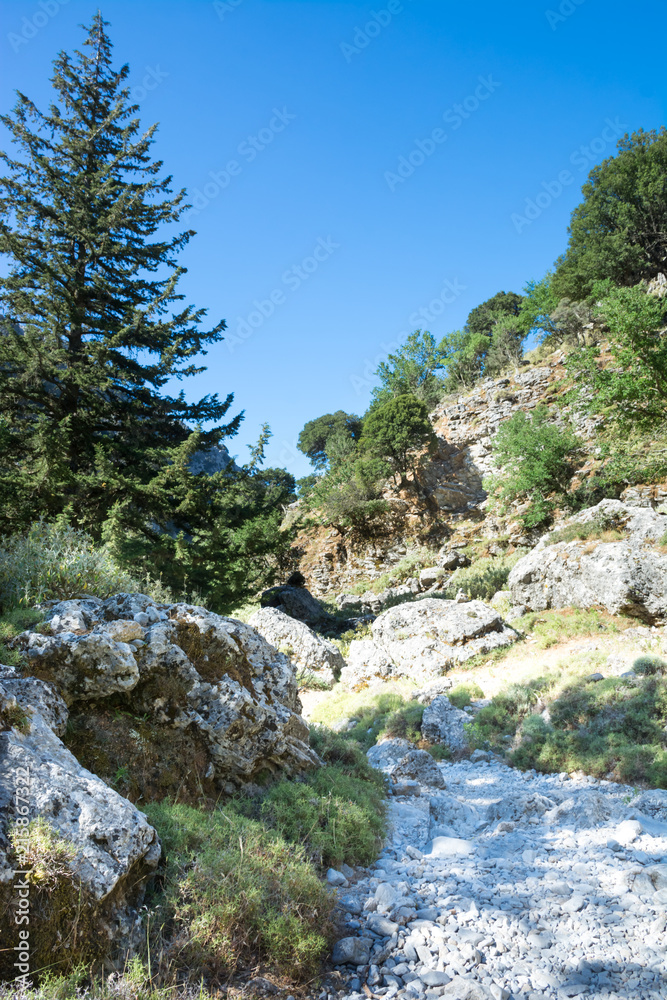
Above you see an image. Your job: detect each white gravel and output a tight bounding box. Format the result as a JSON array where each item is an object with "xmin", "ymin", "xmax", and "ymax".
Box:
[{"xmin": 332, "ymin": 747, "xmax": 667, "ymax": 1000}]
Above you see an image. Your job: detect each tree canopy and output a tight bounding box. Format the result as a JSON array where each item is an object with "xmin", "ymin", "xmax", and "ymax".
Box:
[
  {"xmin": 360, "ymin": 394, "xmax": 434, "ymax": 482},
  {"xmin": 297, "ymin": 410, "xmax": 363, "ymax": 470},
  {"xmin": 553, "ymin": 127, "xmax": 667, "ymax": 301},
  {"xmin": 0, "ymin": 15, "xmax": 292, "ymax": 608}
]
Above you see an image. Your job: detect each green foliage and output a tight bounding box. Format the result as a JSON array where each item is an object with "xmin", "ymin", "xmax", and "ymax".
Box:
[
  {"xmin": 0, "ymin": 521, "xmax": 169, "ymax": 611},
  {"xmin": 303, "ymin": 456, "xmax": 390, "ymax": 534},
  {"xmin": 633, "ymin": 655, "xmax": 667, "ymax": 677},
  {"xmin": 443, "ymin": 553, "xmax": 522, "ymax": 601},
  {"xmin": 360, "ymin": 394, "xmax": 435, "ymax": 482},
  {"xmin": 0, "ymin": 607, "xmax": 42, "ymax": 667},
  {"xmin": 448, "ymin": 683, "xmax": 485, "ymax": 709},
  {"xmin": 565, "ymin": 282, "xmax": 667, "ymax": 432},
  {"xmin": 368, "ymin": 546, "xmax": 440, "ymax": 594},
  {"xmin": 260, "ymin": 764, "xmax": 386, "ymax": 868},
  {"xmin": 553, "ymin": 127, "xmax": 667, "ymax": 300},
  {"xmin": 143, "ymin": 801, "xmax": 334, "ymax": 983},
  {"xmin": 466, "ymin": 291, "xmax": 523, "ymax": 340},
  {"xmin": 517, "ymin": 607, "xmax": 631, "ymax": 648},
  {"xmin": 467, "ymin": 675, "xmax": 556, "ymax": 750},
  {"xmin": 371, "ymin": 330, "xmax": 448, "ymax": 409},
  {"xmin": 516, "ymin": 275, "xmax": 561, "ymax": 344},
  {"xmin": 297, "ymin": 410, "xmax": 363, "ymax": 471},
  {"xmin": 485, "ymin": 405, "xmax": 581, "ymax": 528},
  {"xmin": 509, "ymin": 673, "xmax": 667, "ymax": 786}
]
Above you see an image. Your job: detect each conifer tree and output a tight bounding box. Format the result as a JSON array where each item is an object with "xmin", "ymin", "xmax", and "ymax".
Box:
[
  {"xmin": 0, "ymin": 13, "xmax": 240, "ymax": 535},
  {"xmin": 0, "ymin": 15, "xmax": 296, "ymax": 608}
]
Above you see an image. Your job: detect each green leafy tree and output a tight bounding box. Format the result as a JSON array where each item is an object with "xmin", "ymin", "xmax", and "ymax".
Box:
[
  {"xmin": 553, "ymin": 127, "xmax": 667, "ymax": 300},
  {"xmin": 297, "ymin": 411, "xmax": 363, "ymax": 470},
  {"xmin": 565, "ymin": 282, "xmax": 667, "ymax": 431},
  {"xmin": 371, "ymin": 330, "xmax": 446, "ymax": 409},
  {"xmin": 485, "ymin": 405, "xmax": 581, "ymax": 528},
  {"xmin": 465, "ymin": 291, "xmax": 523, "ymax": 341},
  {"xmin": 439, "ymin": 292, "xmax": 525, "ymax": 387},
  {"xmin": 360, "ymin": 394, "xmax": 435, "ymax": 485},
  {"xmin": 485, "ymin": 314, "xmax": 525, "ymax": 375},
  {"xmin": 303, "ymin": 457, "xmax": 390, "ymax": 535}
]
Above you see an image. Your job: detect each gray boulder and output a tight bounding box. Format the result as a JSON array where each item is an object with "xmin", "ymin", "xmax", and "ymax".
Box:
[
  {"xmin": 353, "ymin": 598, "xmax": 517, "ymax": 686},
  {"xmin": 508, "ymin": 499, "xmax": 667, "ymax": 622},
  {"xmin": 260, "ymin": 583, "xmax": 333, "ymax": 627},
  {"xmin": 420, "ymin": 695, "xmax": 470, "ymax": 751},
  {"xmin": 0, "ymin": 670, "xmax": 160, "ymax": 976},
  {"xmin": 367, "ymin": 738, "xmax": 445, "ymax": 789},
  {"xmin": 340, "ymin": 638, "xmax": 396, "ymax": 689},
  {"xmin": 19, "ymin": 595, "xmax": 320, "ymax": 793},
  {"xmin": 332, "ymin": 935, "xmax": 372, "ymax": 966},
  {"xmin": 248, "ymin": 607, "xmax": 344, "ymax": 688}
]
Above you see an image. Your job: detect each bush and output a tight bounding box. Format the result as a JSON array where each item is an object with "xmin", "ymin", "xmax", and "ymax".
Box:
[
  {"xmin": 485, "ymin": 405, "xmax": 582, "ymax": 528},
  {"xmin": 143, "ymin": 801, "xmax": 335, "ymax": 984},
  {"xmin": 0, "ymin": 521, "xmax": 172, "ymax": 610},
  {"xmin": 360, "ymin": 394, "xmax": 435, "ymax": 483},
  {"xmin": 633, "ymin": 655, "xmax": 667, "ymax": 676},
  {"xmin": 443, "ymin": 553, "xmax": 523, "ymax": 600},
  {"xmin": 448, "ymin": 683, "xmax": 485, "ymax": 709}
]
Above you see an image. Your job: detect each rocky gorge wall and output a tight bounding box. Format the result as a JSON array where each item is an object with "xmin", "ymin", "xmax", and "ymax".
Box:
[{"xmin": 296, "ymin": 351, "xmax": 600, "ymax": 599}]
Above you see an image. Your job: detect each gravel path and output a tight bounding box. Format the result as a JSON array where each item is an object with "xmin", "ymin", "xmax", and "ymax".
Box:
[{"xmin": 329, "ymin": 744, "xmax": 667, "ymax": 1000}]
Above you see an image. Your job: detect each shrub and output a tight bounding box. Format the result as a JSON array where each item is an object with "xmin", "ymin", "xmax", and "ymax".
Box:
[
  {"xmin": 0, "ymin": 521, "xmax": 172, "ymax": 610},
  {"xmin": 0, "ymin": 607, "xmax": 42, "ymax": 666},
  {"xmin": 443, "ymin": 553, "xmax": 523, "ymax": 601},
  {"xmin": 448, "ymin": 683, "xmax": 485, "ymax": 709},
  {"xmin": 633, "ymin": 655, "xmax": 667, "ymax": 676},
  {"xmin": 360, "ymin": 394, "xmax": 435, "ymax": 483},
  {"xmin": 484, "ymin": 405, "xmax": 581, "ymax": 528},
  {"xmin": 143, "ymin": 801, "xmax": 335, "ymax": 984}
]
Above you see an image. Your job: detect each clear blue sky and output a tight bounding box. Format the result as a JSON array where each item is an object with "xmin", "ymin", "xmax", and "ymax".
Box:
[{"xmin": 1, "ymin": 0, "xmax": 665, "ymax": 478}]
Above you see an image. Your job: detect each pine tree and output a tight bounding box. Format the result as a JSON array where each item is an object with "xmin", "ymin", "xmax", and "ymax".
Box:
[{"xmin": 0, "ymin": 13, "xmax": 240, "ymax": 537}]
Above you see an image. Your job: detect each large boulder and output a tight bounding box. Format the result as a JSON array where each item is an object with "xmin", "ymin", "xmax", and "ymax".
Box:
[
  {"xmin": 20, "ymin": 595, "xmax": 320, "ymax": 795},
  {"xmin": 341, "ymin": 598, "xmax": 518, "ymax": 687},
  {"xmin": 420, "ymin": 695, "xmax": 470, "ymax": 751},
  {"xmin": 508, "ymin": 499, "xmax": 667, "ymax": 622},
  {"xmin": 0, "ymin": 667, "xmax": 160, "ymax": 977},
  {"xmin": 260, "ymin": 582, "xmax": 334, "ymax": 628},
  {"xmin": 248, "ymin": 607, "xmax": 343, "ymax": 688}
]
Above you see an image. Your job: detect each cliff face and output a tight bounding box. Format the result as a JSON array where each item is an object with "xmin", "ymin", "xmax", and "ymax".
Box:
[{"xmin": 295, "ymin": 351, "xmax": 601, "ymax": 598}]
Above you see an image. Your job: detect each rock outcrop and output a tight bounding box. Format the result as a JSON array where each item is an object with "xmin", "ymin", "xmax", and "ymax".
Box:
[
  {"xmin": 508, "ymin": 499, "xmax": 667, "ymax": 623},
  {"xmin": 420, "ymin": 695, "xmax": 471, "ymax": 752},
  {"xmin": 249, "ymin": 606, "xmax": 344, "ymax": 688},
  {"xmin": 20, "ymin": 594, "xmax": 320, "ymax": 795},
  {"xmin": 0, "ymin": 666, "xmax": 161, "ymax": 977},
  {"xmin": 341, "ymin": 598, "xmax": 518, "ymax": 687}
]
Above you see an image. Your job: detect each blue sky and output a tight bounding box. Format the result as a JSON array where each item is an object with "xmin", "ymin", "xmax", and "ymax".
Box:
[{"xmin": 1, "ymin": 0, "xmax": 665, "ymax": 478}]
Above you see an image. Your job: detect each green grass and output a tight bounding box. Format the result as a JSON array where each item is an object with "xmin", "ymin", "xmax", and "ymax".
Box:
[
  {"xmin": 0, "ymin": 607, "xmax": 42, "ymax": 667},
  {"xmin": 442, "ymin": 552, "xmax": 524, "ymax": 601},
  {"xmin": 143, "ymin": 801, "xmax": 335, "ymax": 984},
  {"xmin": 516, "ymin": 607, "xmax": 635, "ymax": 648},
  {"xmin": 448, "ymin": 682, "xmax": 485, "ymax": 709},
  {"xmin": 467, "ymin": 658, "xmax": 667, "ymax": 788}
]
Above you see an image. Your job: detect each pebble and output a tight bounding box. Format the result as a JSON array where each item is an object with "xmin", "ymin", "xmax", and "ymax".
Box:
[{"xmin": 331, "ymin": 748, "xmax": 667, "ymax": 1000}]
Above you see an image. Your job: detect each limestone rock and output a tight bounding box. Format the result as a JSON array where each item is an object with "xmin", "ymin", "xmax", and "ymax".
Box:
[
  {"xmin": 249, "ymin": 607, "xmax": 344, "ymax": 688},
  {"xmin": 0, "ymin": 675, "xmax": 160, "ymax": 977},
  {"xmin": 25, "ymin": 629, "xmax": 140, "ymax": 704},
  {"xmin": 368, "ymin": 598, "xmax": 518, "ymax": 683},
  {"xmin": 420, "ymin": 695, "xmax": 470, "ymax": 751},
  {"xmin": 260, "ymin": 583, "xmax": 333, "ymax": 627},
  {"xmin": 508, "ymin": 499, "xmax": 667, "ymax": 622},
  {"xmin": 18, "ymin": 596, "xmax": 320, "ymax": 795},
  {"xmin": 367, "ymin": 738, "xmax": 445, "ymax": 789},
  {"xmin": 340, "ymin": 638, "xmax": 396, "ymax": 688}
]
